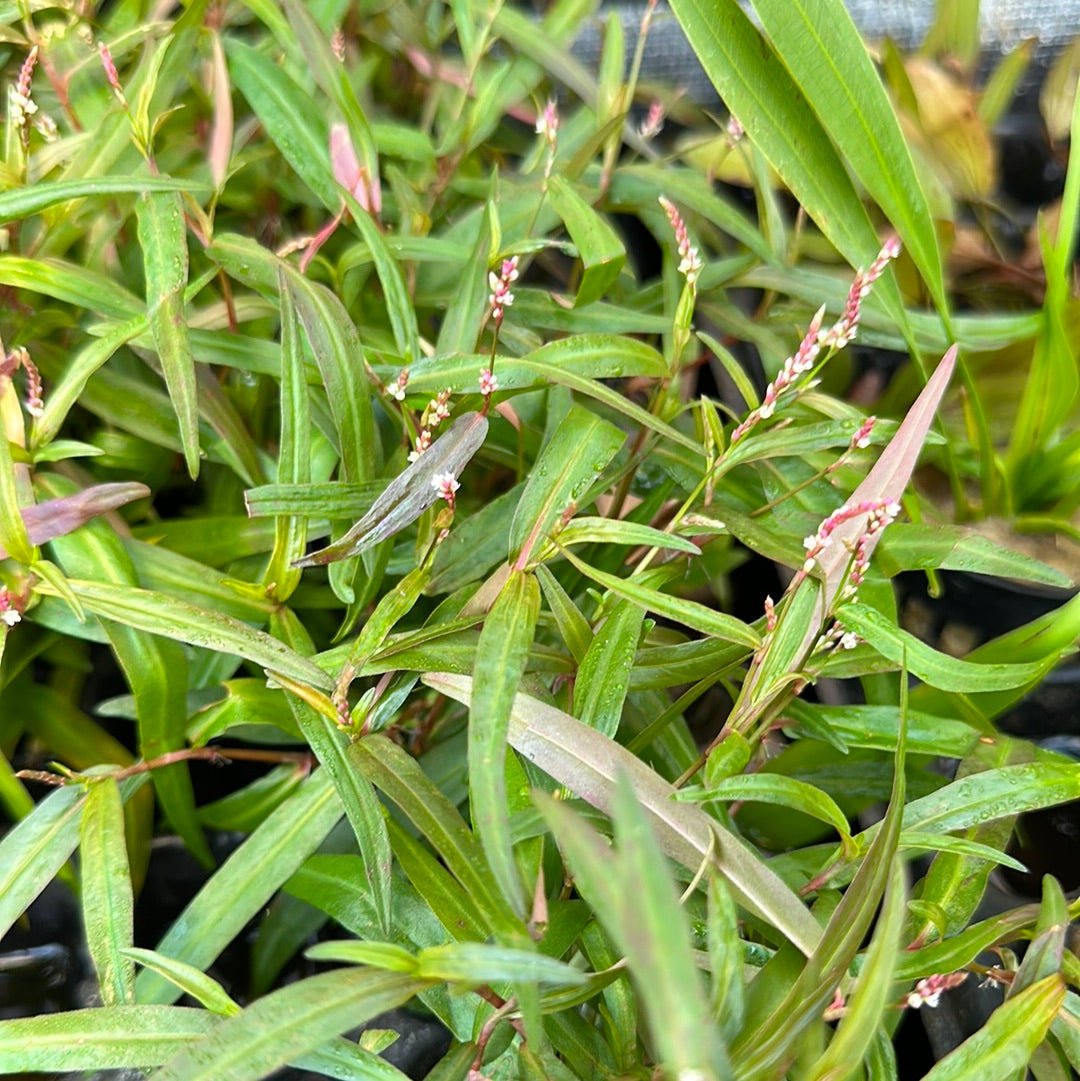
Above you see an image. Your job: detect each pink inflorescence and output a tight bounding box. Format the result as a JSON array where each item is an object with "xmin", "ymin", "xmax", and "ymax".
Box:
[
  {"xmin": 0, "ymin": 590, "xmax": 22, "ymax": 628},
  {"xmin": 488, "ymin": 256, "xmax": 519, "ymax": 325},
  {"xmin": 801, "ymin": 498, "xmax": 901, "ymax": 578},
  {"xmin": 658, "ymin": 196, "xmax": 702, "ymax": 285},
  {"xmin": 407, "ymin": 428, "xmax": 431, "ymax": 463},
  {"xmin": 851, "ymin": 415, "xmax": 877, "ymax": 450},
  {"xmin": 731, "ymin": 306, "xmax": 825, "ymax": 443},
  {"xmin": 906, "ymin": 972, "xmax": 969, "ymax": 1010},
  {"xmin": 386, "ymin": 368, "xmax": 409, "ymax": 402},
  {"xmin": 98, "ymin": 42, "xmax": 125, "ymax": 103},
  {"xmin": 432, "ymin": 471, "xmax": 460, "ymax": 509},
  {"xmin": 478, "ymin": 368, "xmax": 498, "ymax": 398},
  {"xmin": 820, "ymin": 236, "xmax": 901, "ymax": 350},
  {"xmin": 639, "ymin": 101, "xmax": 665, "ymax": 140},
  {"xmin": 535, "ymin": 100, "xmax": 558, "ymax": 145}
]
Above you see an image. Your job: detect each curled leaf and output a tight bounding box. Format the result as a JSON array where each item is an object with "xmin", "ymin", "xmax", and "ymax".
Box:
[
  {"xmin": 0, "ymin": 482, "xmax": 150, "ymax": 560},
  {"xmin": 293, "ymin": 412, "xmax": 488, "ymax": 567}
]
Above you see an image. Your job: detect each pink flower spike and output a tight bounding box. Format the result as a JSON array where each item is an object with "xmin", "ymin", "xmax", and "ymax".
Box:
[
  {"xmin": 479, "ymin": 368, "xmax": 498, "ymax": 397},
  {"xmin": 658, "ymin": 195, "xmax": 702, "ymax": 285},
  {"xmin": 488, "ymin": 256, "xmax": 520, "ymax": 325},
  {"xmin": 98, "ymin": 42, "xmax": 125, "ymax": 103},
  {"xmin": 0, "ymin": 590, "xmax": 22, "ymax": 627},
  {"xmin": 639, "ymin": 101, "xmax": 665, "ymax": 140},
  {"xmin": 852, "ymin": 415, "xmax": 877, "ymax": 450},
  {"xmin": 535, "ymin": 99, "xmax": 558, "ymax": 144},
  {"xmin": 17, "ymin": 46, "xmax": 38, "ymax": 101},
  {"xmin": 432, "ymin": 471, "xmax": 460, "ymax": 506}
]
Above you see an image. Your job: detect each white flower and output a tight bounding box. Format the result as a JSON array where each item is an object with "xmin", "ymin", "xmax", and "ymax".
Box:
[
  {"xmin": 432, "ymin": 472, "xmax": 460, "ymax": 502},
  {"xmin": 0, "ymin": 608, "xmax": 20, "ymax": 627}
]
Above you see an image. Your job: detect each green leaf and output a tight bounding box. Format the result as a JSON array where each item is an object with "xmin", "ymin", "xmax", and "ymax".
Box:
[
  {"xmin": 837, "ymin": 602, "xmax": 1047, "ymax": 692},
  {"xmin": 150, "ymin": 969, "xmax": 429, "ymax": 1081},
  {"xmin": 573, "ymin": 600, "xmax": 645, "ymax": 738},
  {"xmin": 808, "ymin": 862, "xmax": 906, "ymax": 1081},
  {"xmin": 708, "ymin": 876, "xmax": 746, "ymax": 1041},
  {"xmin": 666, "ymin": 0, "xmax": 906, "ymax": 306},
  {"xmin": 920, "ymin": 976, "xmax": 1064, "ymax": 1081},
  {"xmin": 747, "ymin": 0, "xmax": 945, "ymax": 311},
  {"xmin": 509, "ymin": 403, "xmax": 625, "ymax": 562},
  {"xmin": 541, "ymin": 777, "xmax": 729, "ymax": 1079},
  {"xmin": 415, "ymin": 942, "xmax": 589, "ymax": 988},
  {"xmin": 123, "ymin": 948, "xmax": 240, "ymax": 1016},
  {"xmin": 53, "ymin": 578, "xmax": 332, "ymax": 691},
  {"xmin": 136, "ymin": 190, "xmax": 200, "ymax": 478},
  {"xmin": 551, "ymin": 516, "xmax": 701, "ymax": 555},
  {"xmin": 548, "ymin": 174, "xmax": 626, "ymax": 306},
  {"xmin": 470, "ymin": 569, "xmax": 540, "ymax": 916},
  {"xmin": 558, "ymin": 545, "xmax": 760, "ymax": 650},
  {"xmin": 286, "ymin": 699, "xmax": 393, "ymax": 937},
  {"xmin": 0, "ymin": 784, "xmax": 85, "ymax": 941},
  {"xmin": 80, "ymin": 778, "xmax": 135, "ymax": 1006},
  {"xmin": 424, "ymin": 674, "xmax": 823, "ymax": 955},
  {"xmin": 225, "ymin": 38, "xmax": 337, "ymax": 212},
  {"xmin": 344, "ymin": 192, "xmax": 420, "ymax": 363},
  {"xmin": 0, "ymin": 176, "xmax": 209, "ymax": 224},
  {"xmin": 135, "ymin": 771, "xmax": 343, "ymax": 1005},
  {"xmin": 265, "ymin": 274, "xmax": 309, "ymax": 602},
  {"xmin": 0, "ymin": 1007, "xmax": 218, "ymax": 1071},
  {"xmin": 878, "ymin": 525, "xmax": 1075, "ymax": 587},
  {"xmin": 680, "ymin": 773, "xmax": 852, "ymax": 845}
]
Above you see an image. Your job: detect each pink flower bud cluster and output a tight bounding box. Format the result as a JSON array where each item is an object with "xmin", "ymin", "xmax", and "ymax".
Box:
[
  {"xmin": 98, "ymin": 42, "xmax": 126, "ymax": 104},
  {"xmin": 0, "ymin": 590, "xmax": 22, "ymax": 627},
  {"xmin": 424, "ymin": 388, "xmax": 452, "ymax": 428},
  {"xmin": 851, "ymin": 415, "xmax": 876, "ymax": 450},
  {"xmin": 386, "ymin": 369, "xmax": 409, "ymax": 402},
  {"xmin": 802, "ymin": 498, "xmax": 901, "ymax": 578},
  {"xmin": 658, "ymin": 196, "xmax": 702, "ymax": 286},
  {"xmin": 731, "ymin": 306, "xmax": 825, "ymax": 443},
  {"xmin": 478, "ymin": 368, "xmax": 498, "ymax": 398},
  {"xmin": 820, "ymin": 236, "xmax": 901, "ymax": 350},
  {"xmin": 488, "ymin": 256, "xmax": 519, "ymax": 325},
  {"xmin": 819, "ymin": 619, "xmax": 860, "ymax": 652},
  {"xmin": 725, "ymin": 113, "xmax": 744, "ymax": 146},
  {"xmin": 9, "ymin": 46, "xmax": 40, "ymax": 134},
  {"xmin": 330, "ymin": 28, "xmax": 346, "ymax": 62},
  {"xmin": 535, "ymin": 100, "xmax": 558, "ymax": 145},
  {"xmin": 3, "ymin": 347, "xmax": 43, "ymax": 418},
  {"xmin": 906, "ymin": 972, "xmax": 968, "ymax": 1010},
  {"xmin": 407, "ymin": 428, "xmax": 431, "ymax": 462},
  {"xmin": 639, "ymin": 101, "xmax": 665, "ymax": 140},
  {"xmin": 763, "ymin": 595, "xmax": 777, "ymax": 633},
  {"xmin": 432, "ymin": 471, "xmax": 460, "ymax": 508}
]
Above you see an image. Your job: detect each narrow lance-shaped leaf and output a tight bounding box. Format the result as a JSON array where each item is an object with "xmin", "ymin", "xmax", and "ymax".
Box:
[
  {"xmin": 136, "ymin": 190, "xmax": 200, "ymax": 478},
  {"xmin": 469, "ymin": 569, "xmax": 540, "ymax": 917},
  {"xmin": 80, "ymin": 778, "xmax": 136, "ymax": 1006},
  {"xmin": 149, "ymin": 969, "xmax": 430, "ymax": 1081},
  {"xmin": 424, "ymin": 673, "xmax": 823, "ymax": 955},
  {"xmin": 135, "ymin": 770, "xmax": 343, "ymax": 1005},
  {"xmin": 748, "ymin": 0, "xmax": 946, "ymax": 313},
  {"xmin": 548, "ymin": 174, "xmax": 626, "ymax": 307},
  {"xmin": 285, "ymin": 698, "xmax": 393, "ymax": 938},
  {"xmin": 0, "ymin": 482, "xmax": 149, "ymax": 560},
  {"xmin": 920, "ymin": 975, "xmax": 1064, "ymax": 1081},
  {"xmin": 294, "ymin": 411, "xmax": 489, "ymax": 567},
  {"xmin": 0, "ymin": 785, "xmax": 86, "ymax": 941},
  {"xmin": 264, "ymin": 273, "xmax": 308, "ymax": 602}
]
